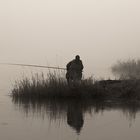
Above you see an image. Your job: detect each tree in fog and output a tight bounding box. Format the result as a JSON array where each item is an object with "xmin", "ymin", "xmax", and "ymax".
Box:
[{"xmin": 111, "ymin": 59, "xmax": 140, "ymax": 79}]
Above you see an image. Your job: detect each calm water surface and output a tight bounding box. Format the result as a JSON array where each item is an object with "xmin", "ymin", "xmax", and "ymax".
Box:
[{"xmin": 0, "ymin": 66, "xmax": 140, "ymax": 140}]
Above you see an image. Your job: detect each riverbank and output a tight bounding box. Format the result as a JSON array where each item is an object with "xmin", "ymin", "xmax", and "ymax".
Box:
[{"xmin": 11, "ymin": 73, "xmax": 140, "ymax": 101}]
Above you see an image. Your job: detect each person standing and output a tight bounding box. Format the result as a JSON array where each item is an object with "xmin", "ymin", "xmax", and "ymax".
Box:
[{"xmin": 66, "ymin": 55, "xmax": 84, "ymax": 84}]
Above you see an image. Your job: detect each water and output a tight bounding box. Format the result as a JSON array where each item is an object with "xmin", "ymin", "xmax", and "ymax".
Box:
[{"xmin": 0, "ymin": 66, "xmax": 140, "ymax": 140}]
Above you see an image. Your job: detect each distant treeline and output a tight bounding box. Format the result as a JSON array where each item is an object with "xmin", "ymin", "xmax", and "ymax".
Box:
[{"xmin": 112, "ymin": 59, "xmax": 140, "ymax": 79}]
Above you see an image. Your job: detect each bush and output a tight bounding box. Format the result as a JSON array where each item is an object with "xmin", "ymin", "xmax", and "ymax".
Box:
[{"xmin": 111, "ymin": 59, "xmax": 140, "ymax": 79}]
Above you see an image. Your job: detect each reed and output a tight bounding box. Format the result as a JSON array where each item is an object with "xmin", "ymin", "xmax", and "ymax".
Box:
[{"xmin": 12, "ymin": 72, "xmax": 140, "ymax": 100}]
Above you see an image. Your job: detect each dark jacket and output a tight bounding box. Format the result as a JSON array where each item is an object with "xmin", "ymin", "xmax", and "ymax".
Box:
[{"xmin": 66, "ymin": 59, "xmax": 83, "ymax": 72}]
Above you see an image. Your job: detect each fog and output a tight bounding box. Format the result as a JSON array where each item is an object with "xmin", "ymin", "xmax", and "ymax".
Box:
[
  {"xmin": 0, "ymin": 0, "xmax": 140, "ymax": 77},
  {"xmin": 0, "ymin": 2, "xmax": 140, "ymax": 140}
]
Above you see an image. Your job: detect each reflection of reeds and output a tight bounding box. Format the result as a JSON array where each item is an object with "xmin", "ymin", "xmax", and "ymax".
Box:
[
  {"xmin": 12, "ymin": 72, "xmax": 140, "ymax": 100},
  {"xmin": 12, "ymin": 97, "xmax": 140, "ymax": 128}
]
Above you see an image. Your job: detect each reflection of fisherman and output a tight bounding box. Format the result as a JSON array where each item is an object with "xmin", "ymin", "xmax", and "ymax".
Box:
[
  {"xmin": 66, "ymin": 55, "xmax": 84, "ymax": 84},
  {"xmin": 67, "ymin": 103, "xmax": 84, "ymax": 134}
]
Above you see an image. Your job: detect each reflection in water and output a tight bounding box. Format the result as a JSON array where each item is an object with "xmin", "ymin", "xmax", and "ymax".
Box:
[
  {"xmin": 67, "ymin": 101, "xmax": 84, "ymax": 134},
  {"xmin": 12, "ymin": 97, "xmax": 140, "ymax": 134}
]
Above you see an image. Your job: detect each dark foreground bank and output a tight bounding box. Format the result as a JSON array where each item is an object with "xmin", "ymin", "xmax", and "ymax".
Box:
[{"xmin": 11, "ymin": 73, "xmax": 140, "ymax": 101}]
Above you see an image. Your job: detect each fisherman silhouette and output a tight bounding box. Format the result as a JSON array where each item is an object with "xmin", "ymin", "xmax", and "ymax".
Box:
[{"xmin": 66, "ymin": 55, "xmax": 83, "ymax": 85}]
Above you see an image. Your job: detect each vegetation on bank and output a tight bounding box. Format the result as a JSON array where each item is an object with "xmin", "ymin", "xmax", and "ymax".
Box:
[
  {"xmin": 112, "ymin": 59, "xmax": 140, "ymax": 79},
  {"xmin": 12, "ymin": 72, "xmax": 140, "ymax": 100}
]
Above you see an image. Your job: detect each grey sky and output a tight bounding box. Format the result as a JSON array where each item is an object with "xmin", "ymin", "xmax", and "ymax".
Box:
[{"xmin": 0, "ymin": 0, "xmax": 140, "ymax": 77}]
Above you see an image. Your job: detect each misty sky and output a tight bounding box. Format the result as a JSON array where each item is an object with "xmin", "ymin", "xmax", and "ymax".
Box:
[{"xmin": 0, "ymin": 0, "xmax": 140, "ymax": 77}]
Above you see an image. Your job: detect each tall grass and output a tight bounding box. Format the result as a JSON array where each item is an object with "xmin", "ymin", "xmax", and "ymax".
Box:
[
  {"xmin": 12, "ymin": 72, "xmax": 97, "ymax": 97},
  {"xmin": 12, "ymin": 72, "xmax": 69, "ymax": 97},
  {"xmin": 112, "ymin": 59, "xmax": 140, "ymax": 79},
  {"xmin": 11, "ymin": 71, "xmax": 140, "ymax": 100}
]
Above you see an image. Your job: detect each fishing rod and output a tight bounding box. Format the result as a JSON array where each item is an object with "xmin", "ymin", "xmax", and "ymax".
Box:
[{"xmin": 0, "ymin": 63, "xmax": 66, "ymax": 70}]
